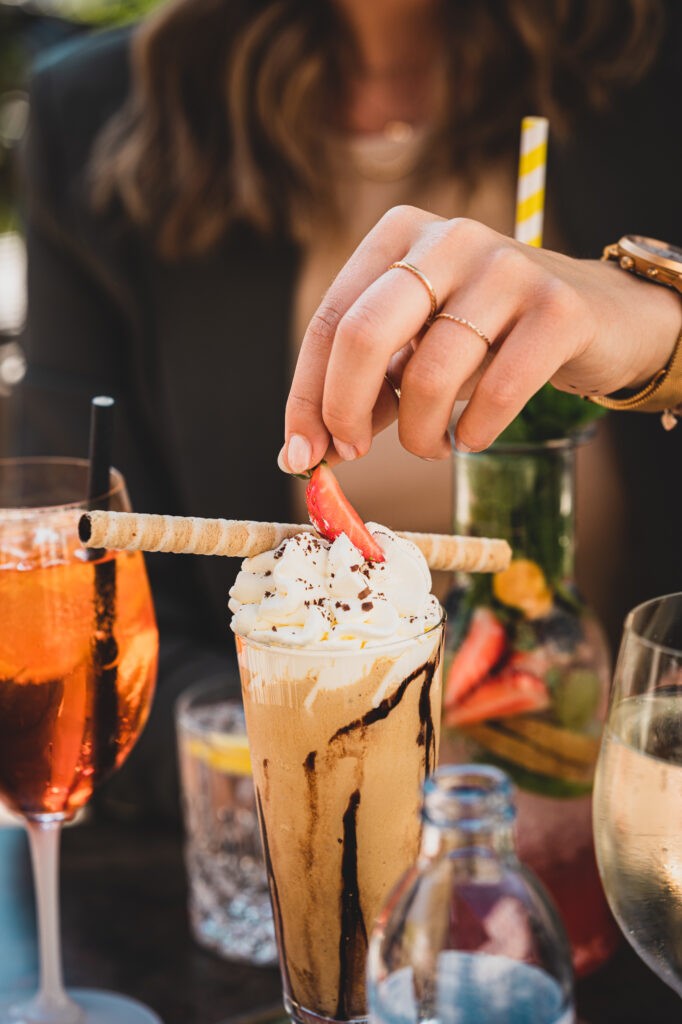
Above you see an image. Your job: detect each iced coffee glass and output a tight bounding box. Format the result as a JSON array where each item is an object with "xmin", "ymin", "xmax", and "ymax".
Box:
[{"xmin": 235, "ymin": 618, "xmax": 444, "ymax": 1024}]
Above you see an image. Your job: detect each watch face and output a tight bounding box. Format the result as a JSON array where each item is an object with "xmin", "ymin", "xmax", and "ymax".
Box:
[{"xmin": 624, "ymin": 235, "xmax": 682, "ymax": 265}]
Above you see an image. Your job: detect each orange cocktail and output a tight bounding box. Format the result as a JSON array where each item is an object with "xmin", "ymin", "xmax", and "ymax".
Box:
[
  {"xmin": 0, "ymin": 457, "xmax": 159, "ymax": 1024},
  {"xmin": 0, "ymin": 536, "xmax": 157, "ymax": 818}
]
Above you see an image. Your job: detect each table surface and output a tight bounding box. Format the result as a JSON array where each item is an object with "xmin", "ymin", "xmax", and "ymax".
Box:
[{"xmin": 0, "ymin": 820, "xmax": 679, "ymax": 1024}]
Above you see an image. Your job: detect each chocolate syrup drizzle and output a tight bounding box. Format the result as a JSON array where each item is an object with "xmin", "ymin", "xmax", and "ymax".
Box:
[
  {"xmin": 328, "ymin": 651, "xmax": 440, "ymax": 782},
  {"xmin": 329, "ymin": 660, "xmax": 430, "ymax": 743},
  {"xmin": 417, "ymin": 644, "xmax": 442, "ymax": 778},
  {"xmin": 261, "ymin": 757, "xmax": 270, "ymax": 796},
  {"xmin": 302, "ymin": 750, "xmax": 318, "ymax": 873},
  {"xmin": 255, "ymin": 787, "xmax": 291, "ymax": 995},
  {"xmin": 301, "ymin": 750, "xmax": 320, "ymax": 979},
  {"xmin": 325, "ymin": 648, "xmax": 441, "ymax": 1015},
  {"xmin": 336, "ymin": 789, "xmax": 367, "ymax": 1020},
  {"xmin": 270, "ymin": 644, "xmax": 442, "ymax": 1016}
]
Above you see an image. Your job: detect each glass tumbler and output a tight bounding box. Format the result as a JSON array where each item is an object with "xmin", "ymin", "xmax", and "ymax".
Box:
[{"xmin": 176, "ymin": 681, "xmax": 276, "ymax": 966}]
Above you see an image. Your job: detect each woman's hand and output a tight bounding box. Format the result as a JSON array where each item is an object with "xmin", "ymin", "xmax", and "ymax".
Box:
[{"xmin": 280, "ymin": 207, "xmax": 681, "ymax": 472}]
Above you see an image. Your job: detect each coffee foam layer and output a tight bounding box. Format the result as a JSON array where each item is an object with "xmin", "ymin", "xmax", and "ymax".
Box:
[{"xmin": 236, "ymin": 627, "xmax": 442, "ymax": 712}]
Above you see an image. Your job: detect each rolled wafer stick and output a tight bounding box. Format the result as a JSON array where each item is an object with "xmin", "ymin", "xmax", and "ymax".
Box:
[
  {"xmin": 400, "ymin": 531, "xmax": 511, "ymax": 573},
  {"xmin": 78, "ymin": 510, "xmax": 512, "ymax": 573},
  {"xmin": 79, "ymin": 511, "xmax": 314, "ymax": 558}
]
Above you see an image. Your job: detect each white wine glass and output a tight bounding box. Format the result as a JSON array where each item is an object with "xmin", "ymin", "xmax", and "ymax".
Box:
[{"xmin": 593, "ymin": 591, "xmax": 682, "ymax": 996}]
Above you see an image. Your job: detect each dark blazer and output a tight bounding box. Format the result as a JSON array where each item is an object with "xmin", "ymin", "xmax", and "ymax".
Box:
[{"xmin": 18, "ymin": 19, "xmax": 682, "ymax": 818}]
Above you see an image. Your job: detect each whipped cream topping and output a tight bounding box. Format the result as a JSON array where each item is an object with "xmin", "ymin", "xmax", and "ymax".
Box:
[{"xmin": 228, "ymin": 523, "xmax": 441, "ymax": 648}]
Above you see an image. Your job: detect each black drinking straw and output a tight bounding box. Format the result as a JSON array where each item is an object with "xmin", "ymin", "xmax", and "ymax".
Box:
[
  {"xmin": 87, "ymin": 396, "xmax": 119, "ymax": 783},
  {"xmin": 86, "ymin": 397, "xmax": 115, "ymax": 525}
]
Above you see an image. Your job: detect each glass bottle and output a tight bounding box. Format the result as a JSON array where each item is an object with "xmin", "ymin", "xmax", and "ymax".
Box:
[
  {"xmin": 367, "ymin": 765, "xmax": 575, "ymax": 1024},
  {"xmin": 440, "ymin": 439, "xmax": 618, "ymax": 975}
]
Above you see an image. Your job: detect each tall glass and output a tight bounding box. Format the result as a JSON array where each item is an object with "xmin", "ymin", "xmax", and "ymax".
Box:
[
  {"xmin": 593, "ymin": 592, "xmax": 682, "ymax": 996},
  {"xmin": 235, "ymin": 617, "xmax": 445, "ymax": 1024},
  {"xmin": 0, "ymin": 458, "xmax": 159, "ymax": 1024}
]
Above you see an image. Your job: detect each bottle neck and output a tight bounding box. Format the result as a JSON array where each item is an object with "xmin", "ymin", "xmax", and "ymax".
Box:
[
  {"xmin": 420, "ymin": 766, "xmax": 518, "ymax": 862},
  {"xmin": 453, "ymin": 441, "xmax": 577, "ymax": 583},
  {"xmin": 420, "ymin": 819, "xmax": 516, "ymax": 862}
]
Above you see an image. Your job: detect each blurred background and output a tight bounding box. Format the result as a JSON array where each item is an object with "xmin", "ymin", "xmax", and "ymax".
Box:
[{"xmin": 0, "ymin": 0, "xmax": 157, "ymax": 452}]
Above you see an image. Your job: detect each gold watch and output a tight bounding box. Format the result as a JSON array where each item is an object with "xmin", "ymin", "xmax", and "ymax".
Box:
[
  {"xmin": 590, "ymin": 235, "xmax": 682, "ymax": 428},
  {"xmin": 602, "ymin": 235, "xmax": 682, "ymax": 292}
]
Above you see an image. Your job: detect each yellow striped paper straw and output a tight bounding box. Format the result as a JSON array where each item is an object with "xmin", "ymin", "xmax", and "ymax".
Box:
[{"xmin": 514, "ymin": 116, "xmax": 549, "ymax": 248}]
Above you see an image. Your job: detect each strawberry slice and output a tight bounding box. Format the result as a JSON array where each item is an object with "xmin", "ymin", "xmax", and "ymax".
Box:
[
  {"xmin": 445, "ymin": 669, "xmax": 550, "ymax": 728},
  {"xmin": 305, "ymin": 463, "xmax": 385, "ymax": 562},
  {"xmin": 444, "ymin": 608, "xmax": 507, "ymax": 710}
]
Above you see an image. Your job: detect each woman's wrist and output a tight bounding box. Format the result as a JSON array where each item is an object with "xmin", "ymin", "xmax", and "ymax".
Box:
[
  {"xmin": 587, "ymin": 326, "xmax": 682, "ymax": 420},
  {"xmin": 586, "ymin": 262, "xmax": 682, "ymax": 423},
  {"xmin": 589, "ymin": 258, "xmax": 682, "ymax": 390}
]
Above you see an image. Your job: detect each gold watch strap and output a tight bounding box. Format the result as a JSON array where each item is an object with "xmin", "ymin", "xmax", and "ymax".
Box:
[{"xmin": 587, "ymin": 326, "xmax": 682, "ymax": 416}]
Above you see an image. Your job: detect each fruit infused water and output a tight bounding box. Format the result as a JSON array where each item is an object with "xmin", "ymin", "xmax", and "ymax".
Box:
[
  {"xmin": 230, "ymin": 469, "xmax": 444, "ymax": 1024},
  {"xmin": 443, "ymin": 441, "xmax": 614, "ymax": 976},
  {"xmin": 0, "ymin": 515, "xmax": 158, "ymax": 819}
]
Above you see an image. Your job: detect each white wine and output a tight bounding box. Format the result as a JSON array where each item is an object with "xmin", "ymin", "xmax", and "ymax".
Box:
[{"xmin": 593, "ymin": 694, "xmax": 682, "ymax": 995}]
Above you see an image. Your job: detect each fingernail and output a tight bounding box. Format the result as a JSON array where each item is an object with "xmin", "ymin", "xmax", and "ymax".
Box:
[
  {"xmin": 333, "ymin": 437, "xmax": 358, "ymax": 461},
  {"xmin": 277, "ymin": 446, "xmax": 290, "ymax": 473},
  {"xmin": 286, "ymin": 434, "xmax": 312, "ymax": 474},
  {"xmin": 455, "ymin": 438, "xmax": 473, "ymax": 454}
]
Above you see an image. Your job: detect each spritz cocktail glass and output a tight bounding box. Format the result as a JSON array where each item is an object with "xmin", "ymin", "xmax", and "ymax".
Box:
[{"xmin": 0, "ymin": 458, "xmax": 159, "ymax": 1023}]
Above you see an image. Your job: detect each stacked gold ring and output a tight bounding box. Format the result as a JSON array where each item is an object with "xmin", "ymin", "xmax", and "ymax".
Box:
[
  {"xmin": 389, "ymin": 260, "xmax": 438, "ymax": 324},
  {"xmin": 433, "ymin": 312, "xmax": 492, "ymax": 348}
]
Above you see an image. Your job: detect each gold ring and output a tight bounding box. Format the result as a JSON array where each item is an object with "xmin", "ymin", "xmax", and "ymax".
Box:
[
  {"xmin": 388, "ymin": 260, "xmax": 438, "ymax": 324},
  {"xmin": 433, "ymin": 312, "xmax": 492, "ymax": 348},
  {"xmin": 384, "ymin": 373, "xmax": 401, "ymax": 401}
]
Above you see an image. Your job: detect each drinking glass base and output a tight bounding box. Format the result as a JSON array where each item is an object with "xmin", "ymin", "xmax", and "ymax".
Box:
[
  {"xmin": 283, "ymin": 995, "xmax": 366, "ymax": 1024},
  {"xmin": 0, "ymin": 991, "xmax": 161, "ymax": 1024}
]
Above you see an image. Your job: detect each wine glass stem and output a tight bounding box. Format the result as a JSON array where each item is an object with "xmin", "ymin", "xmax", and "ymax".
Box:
[{"xmin": 26, "ymin": 819, "xmax": 70, "ymax": 1011}]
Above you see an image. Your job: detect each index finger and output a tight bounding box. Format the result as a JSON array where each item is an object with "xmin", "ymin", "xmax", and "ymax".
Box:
[{"xmin": 282, "ymin": 206, "xmax": 438, "ymax": 473}]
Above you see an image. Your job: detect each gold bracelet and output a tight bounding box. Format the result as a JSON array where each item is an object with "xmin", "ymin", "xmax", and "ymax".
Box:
[{"xmin": 587, "ymin": 326, "xmax": 682, "ymax": 430}]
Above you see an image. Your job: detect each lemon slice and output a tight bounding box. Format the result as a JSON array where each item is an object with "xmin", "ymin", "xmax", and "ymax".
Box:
[
  {"xmin": 493, "ymin": 559, "xmax": 553, "ymax": 620},
  {"xmin": 184, "ymin": 734, "xmax": 252, "ymax": 776}
]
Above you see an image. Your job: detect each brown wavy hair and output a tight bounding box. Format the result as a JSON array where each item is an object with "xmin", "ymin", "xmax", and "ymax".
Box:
[{"xmin": 91, "ymin": 0, "xmax": 664, "ymax": 260}]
